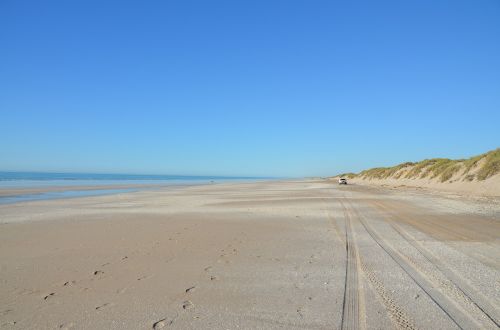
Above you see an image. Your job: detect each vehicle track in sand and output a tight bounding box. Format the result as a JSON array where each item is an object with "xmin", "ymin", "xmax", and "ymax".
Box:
[
  {"xmin": 339, "ymin": 200, "xmax": 363, "ymax": 330},
  {"xmin": 369, "ymin": 200, "xmax": 500, "ymax": 328},
  {"xmin": 348, "ymin": 201, "xmax": 483, "ymax": 330},
  {"xmin": 360, "ymin": 198, "xmax": 500, "ymax": 269},
  {"xmin": 339, "ymin": 199, "xmax": 416, "ymax": 330},
  {"xmin": 323, "ymin": 199, "xmax": 364, "ymax": 329}
]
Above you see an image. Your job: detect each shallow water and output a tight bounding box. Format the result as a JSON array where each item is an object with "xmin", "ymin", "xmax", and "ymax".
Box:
[{"xmin": 0, "ymin": 188, "xmax": 137, "ymax": 205}]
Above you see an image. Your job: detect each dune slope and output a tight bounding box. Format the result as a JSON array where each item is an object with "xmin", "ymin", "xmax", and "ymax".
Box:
[{"xmin": 336, "ymin": 148, "xmax": 500, "ymax": 196}]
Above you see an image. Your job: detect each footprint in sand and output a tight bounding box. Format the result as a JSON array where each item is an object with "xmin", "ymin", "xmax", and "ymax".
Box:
[
  {"xmin": 59, "ymin": 322, "xmax": 74, "ymax": 329},
  {"xmin": 95, "ymin": 303, "xmax": 114, "ymax": 311},
  {"xmin": 182, "ymin": 300, "xmax": 194, "ymax": 310},
  {"xmin": 43, "ymin": 293, "xmax": 56, "ymax": 300},
  {"xmin": 204, "ymin": 266, "xmax": 212, "ymax": 272},
  {"xmin": 152, "ymin": 318, "xmax": 174, "ymax": 329},
  {"xmin": 210, "ymin": 276, "xmax": 218, "ymax": 281},
  {"xmin": 63, "ymin": 281, "xmax": 76, "ymax": 287},
  {"xmin": 185, "ymin": 286, "xmax": 196, "ymax": 293},
  {"xmin": 137, "ymin": 275, "xmax": 153, "ymax": 281},
  {"xmin": 93, "ymin": 270, "xmax": 104, "ymax": 276},
  {"xmin": 296, "ymin": 307, "xmax": 304, "ymax": 318}
]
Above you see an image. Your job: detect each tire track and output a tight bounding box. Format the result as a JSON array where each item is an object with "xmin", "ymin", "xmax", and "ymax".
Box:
[
  {"xmin": 366, "ymin": 200, "xmax": 499, "ymax": 269},
  {"xmin": 358, "ymin": 256, "xmax": 417, "ymax": 330},
  {"xmin": 340, "ymin": 200, "xmax": 362, "ymax": 330},
  {"xmin": 370, "ymin": 200, "xmax": 500, "ymax": 328},
  {"xmin": 348, "ymin": 201, "xmax": 481, "ymax": 330},
  {"xmin": 340, "ymin": 200, "xmax": 417, "ymax": 330}
]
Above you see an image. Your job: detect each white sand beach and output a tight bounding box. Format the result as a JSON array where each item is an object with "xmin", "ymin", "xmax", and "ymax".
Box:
[{"xmin": 1, "ymin": 180, "xmax": 499, "ymax": 329}]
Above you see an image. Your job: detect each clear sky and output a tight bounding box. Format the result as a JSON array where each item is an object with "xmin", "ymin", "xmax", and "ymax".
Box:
[{"xmin": 1, "ymin": 1, "xmax": 499, "ymax": 177}]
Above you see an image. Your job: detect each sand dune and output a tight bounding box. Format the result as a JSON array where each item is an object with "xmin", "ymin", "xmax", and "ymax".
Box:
[{"xmin": 335, "ymin": 148, "xmax": 500, "ymax": 196}]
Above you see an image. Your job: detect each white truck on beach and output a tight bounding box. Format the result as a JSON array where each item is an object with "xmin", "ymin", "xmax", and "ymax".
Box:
[{"xmin": 338, "ymin": 178, "xmax": 347, "ymax": 185}]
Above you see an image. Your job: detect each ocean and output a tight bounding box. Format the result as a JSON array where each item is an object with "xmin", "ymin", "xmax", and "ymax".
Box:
[
  {"xmin": 0, "ymin": 172, "xmax": 269, "ymax": 204},
  {"xmin": 0, "ymin": 172, "xmax": 265, "ymax": 188}
]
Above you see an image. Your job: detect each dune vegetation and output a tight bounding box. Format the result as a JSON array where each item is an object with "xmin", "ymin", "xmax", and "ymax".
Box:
[{"xmin": 338, "ymin": 148, "xmax": 500, "ymax": 183}]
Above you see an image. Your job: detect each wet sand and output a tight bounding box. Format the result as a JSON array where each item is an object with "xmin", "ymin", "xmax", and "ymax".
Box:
[
  {"xmin": 0, "ymin": 184, "xmax": 176, "ymax": 198},
  {"xmin": 0, "ymin": 180, "xmax": 499, "ymax": 329}
]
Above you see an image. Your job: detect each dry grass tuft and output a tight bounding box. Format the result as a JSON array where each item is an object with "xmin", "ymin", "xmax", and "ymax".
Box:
[{"xmin": 335, "ymin": 148, "xmax": 500, "ymax": 183}]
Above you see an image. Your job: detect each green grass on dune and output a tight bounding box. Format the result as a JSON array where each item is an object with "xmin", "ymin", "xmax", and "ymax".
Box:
[
  {"xmin": 338, "ymin": 173, "xmax": 357, "ymax": 179},
  {"xmin": 463, "ymin": 154, "xmax": 484, "ymax": 173},
  {"xmin": 405, "ymin": 159, "xmax": 439, "ymax": 179},
  {"xmin": 421, "ymin": 158, "xmax": 463, "ymax": 182},
  {"xmin": 439, "ymin": 163, "xmax": 462, "ymax": 182},
  {"xmin": 359, "ymin": 162, "xmax": 414, "ymax": 180},
  {"xmin": 476, "ymin": 148, "xmax": 500, "ymax": 180},
  {"xmin": 341, "ymin": 148, "xmax": 500, "ymax": 182}
]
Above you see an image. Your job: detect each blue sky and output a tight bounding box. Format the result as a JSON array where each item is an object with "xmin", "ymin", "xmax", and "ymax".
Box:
[{"xmin": 1, "ymin": 1, "xmax": 499, "ymax": 177}]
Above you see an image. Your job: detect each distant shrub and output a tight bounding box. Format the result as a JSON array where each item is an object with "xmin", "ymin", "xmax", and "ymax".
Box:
[
  {"xmin": 439, "ymin": 163, "xmax": 461, "ymax": 182},
  {"xmin": 421, "ymin": 159, "xmax": 453, "ymax": 179},
  {"xmin": 476, "ymin": 148, "xmax": 500, "ymax": 180},
  {"xmin": 359, "ymin": 162, "xmax": 414, "ymax": 180},
  {"xmin": 404, "ymin": 159, "xmax": 438, "ymax": 179},
  {"xmin": 463, "ymin": 154, "xmax": 484, "ymax": 173}
]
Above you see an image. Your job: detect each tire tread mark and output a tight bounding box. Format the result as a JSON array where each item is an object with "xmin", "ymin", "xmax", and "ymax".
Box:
[
  {"xmin": 341, "ymin": 200, "xmax": 418, "ymax": 330},
  {"xmin": 370, "ymin": 201, "xmax": 499, "ymax": 268},
  {"xmin": 371, "ymin": 201, "xmax": 500, "ymax": 328},
  {"xmin": 350, "ymin": 203, "xmax": 480, "ymax": 330},
  {"xmin": 340, "ymin": 200, "xmax": 361, "ymax": 330}
]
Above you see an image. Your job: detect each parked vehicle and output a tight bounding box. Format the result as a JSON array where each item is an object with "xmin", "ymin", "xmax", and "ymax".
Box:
[{"xmin": 339, "ymin": 178, "xmax": 347, "ymax": 185}]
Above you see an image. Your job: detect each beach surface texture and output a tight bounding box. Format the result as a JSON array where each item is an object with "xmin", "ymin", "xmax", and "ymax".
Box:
[{"xmin": 1, "ymin": 180, "xmax": 499, "ymax": 329}]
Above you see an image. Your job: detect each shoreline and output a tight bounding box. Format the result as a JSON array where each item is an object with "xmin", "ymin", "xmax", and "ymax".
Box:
[
  {"xmin": 0, "ymin": 179, "xmax": 266, "ymax": 200},
  {"xmin": 0, "ymin": 183, "xmax": 196, "ymax": 198}
]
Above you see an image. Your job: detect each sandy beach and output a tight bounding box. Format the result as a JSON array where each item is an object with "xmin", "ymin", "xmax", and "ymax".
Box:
[{"xmin": 1, "ymin": 180, "xmax": 499, "ymax": 329}]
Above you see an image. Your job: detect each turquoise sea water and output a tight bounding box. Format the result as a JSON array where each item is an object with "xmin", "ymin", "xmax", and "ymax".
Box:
[
  {"xmin": 0, "ymin": 172, "xmax": 269, "ymax": 205},
  {"xmin": 0, "ymin": 172, "xmax": 266, "ymax": 188}
]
